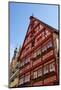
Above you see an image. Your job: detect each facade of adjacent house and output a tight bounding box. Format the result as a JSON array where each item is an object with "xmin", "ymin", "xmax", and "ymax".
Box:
[
  {"xmin": 9, "ymin": 16, "xmax": 59, "ymax": 87},
  {"xmin": 9, "ymin": 48, "xmax": 20, "ymax": 87}
]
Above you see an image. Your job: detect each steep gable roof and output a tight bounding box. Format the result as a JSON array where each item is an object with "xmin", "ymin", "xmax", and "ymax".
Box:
[
  {"xmin": 18, "ymin": 16, "xmax": 59, "ymax": 60},
  {"xmin": 30, "ymin": 16, "xmax": 59, "ymax": 34}
]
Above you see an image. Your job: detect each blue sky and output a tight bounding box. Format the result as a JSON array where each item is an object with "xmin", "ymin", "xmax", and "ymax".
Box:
[{"xmin": 9, "ymin": 2, "xmax": 59, "ymax": 61}]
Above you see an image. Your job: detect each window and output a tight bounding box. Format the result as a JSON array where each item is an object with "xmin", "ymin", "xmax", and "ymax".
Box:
[
  {"xmin": 45, "ymin": 30, "xmax": 51, "ymax": 37},
  {"xmin": 42, "ymin": 45, "xmax": 47, "ymax": 53},
  {"xmin": 16, "ymin": 62, "xmax": 20, "ymax": 68},
  {"xmin": 36, "ymin": 49, "xmax": 41, "ymax": 56},
  {"xmin": 24, "ymin": 75, "xmax": 30, "ymax": 83},
  {"xmin": 39, "ymin": 24, "xmax": 43, "ymax": 30},
  {"xmin": 25, "ymin": 58, "xmax": 30, "ymax": 64},
  {"xmin": 33, "ymin": 52, "xmax": 37, "ymax": 58},
  {"xmin": 42, "ymin": 50, "xmax": 53, "ymax": 60},
  {"xmin": 20, "ymin": 77, "xmax": 24, "ymax": 85},
  {"xmin": 20, "ymin": 61, "xmax": 24, "ymax": 67},
  {"xmin": 49, "ymin": 62, "xmax": 55, "ymax": 72},
  {"xmin": 20, "ymin": 58, "xmax": 30, "ymax": 67},
  {"xmin": 38, "ymin": 68, "xmax": 42, "ymax": 77},
  {"xmin": 32, "ymin": 49, "xmax": 41, "ymax": 60},
  {"xmin": 44, "ymin": 65, "xmax": 49, "ymax": 74},
  {"xmin": 47, "ymin": 41, "xmax": 53, "ymax": 49},
  {"xmin": 33, "ymin": 71, "xmax": 37, "ymax": 79}
]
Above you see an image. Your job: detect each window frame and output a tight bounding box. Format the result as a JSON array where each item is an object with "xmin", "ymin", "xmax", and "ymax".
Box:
[
  {"xmin": 33, "ymin": 70, "xmax": 38, "ymax": 79},
  {"xmin": 24, "ymin": 74, "xmax": 30, "ymax": 83},
  {"xmin": 20, "ymin": 76, "xmax": 24, "ymax": 85},
  {"xmin": 49, "ymin": 62, "xmax": 55, "ymax": 72},
  {"xmin": 43, "ymin": 64, "xmax": 49, "ymax": 75},
  {"xmin": 38, "ymin": 68, "xmax": 42, "ymax": 77},
  {"xmin": 47, "ymin": 41, "xmax": 53, "ymax": 49}
]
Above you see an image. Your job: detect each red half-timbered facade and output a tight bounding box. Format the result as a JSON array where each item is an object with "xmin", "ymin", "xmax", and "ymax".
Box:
[{"xmin": 18, "ymin": 16, "xmax": 59, "ymax": 87}]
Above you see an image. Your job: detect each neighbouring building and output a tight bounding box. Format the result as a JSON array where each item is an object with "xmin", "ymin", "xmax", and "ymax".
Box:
[
  {"xmin": 9, "ymin": 16, "xmax": 59, "ymax": 87},
  {"xmin": 9, "ymin": 48, "xmax": 20, "ymax": 87}
]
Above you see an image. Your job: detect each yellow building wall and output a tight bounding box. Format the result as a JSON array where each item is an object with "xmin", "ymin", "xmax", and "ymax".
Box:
[{"xmin": 10, "ymin": 78, "xmax": 19, "ymax": 87}]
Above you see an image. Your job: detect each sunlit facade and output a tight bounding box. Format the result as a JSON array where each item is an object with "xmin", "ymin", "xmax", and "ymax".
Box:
[
  {"xmin": 9, "ymin": 16, "xmax": 59, "ymax": 87},
  {"xmin": 18, "ymin": 16, "xmax": 59, "ymax": 87}
]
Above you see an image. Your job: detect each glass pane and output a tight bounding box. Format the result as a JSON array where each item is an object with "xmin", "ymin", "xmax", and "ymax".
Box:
[
  {"xmin": 47, "ymin": 41, "xmax": 52, "ymax": 49},
  {"xmin": 50, "ymin": 62, "xmax": 55, "ymax": 72},
  {"xmin": 20, "ymin": 78, "xmax": 24, "ymax": 84},
  {"xmin": 24, "ymin": 75, "xmax": 30, "ymax": 82},
  {"xmin": 44, "ymin": 65, "xmax": 48, "ymax": 74},
  {"xmin": 33, "ymin": 71, "xmax": 37, "ymax": 79},
  {"xmin": 38, "ymin": 68, "xmax": 42, "ymax": 77},
  {"xmin": 42, "ymin": 46, "xmax": 47, "ymax": 53}
]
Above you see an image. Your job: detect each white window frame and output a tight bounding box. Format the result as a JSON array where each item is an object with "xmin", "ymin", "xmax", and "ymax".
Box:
[
  {"xmin": 20, "ymin": 77, "xmax": 24, "ymax": 85},
  {"xmin": 47, "ymin": 41, "xmax": 52, "ymax": 49},
  {"xmin": 25, "ymin": 58, "xmax": 30, "ymax": 64},
  {"xmin": 20, "ymin": 61, "xmax": 24, "ymax": 67},
  {"xmin": 33, "ymin": 52, "xmax": 37, "ymax": 58},
  {"xmin": 49, "ymin": 62, "xmax": 55, "ymax": 72},
  {"xmin": 42, "ymin": 45, "xmax": 47, "ymax": 53},
  {"xmin": 38, "ymin": 68, "xmax": 42, "ymax": 77},
  {"xmin": 24, "ymin": 74, "xmax": 30, "ymax": 83},
  {"xmin": 33, "ymin": 71, "xmax": 37, "ymax": 79},
  {"xmin": 44, "ymin": 65, "xmax": 49, "ymax": 74},
  {"xmin": 37, "ymin": 49, "xmax": 41, "ymax": 56}
]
